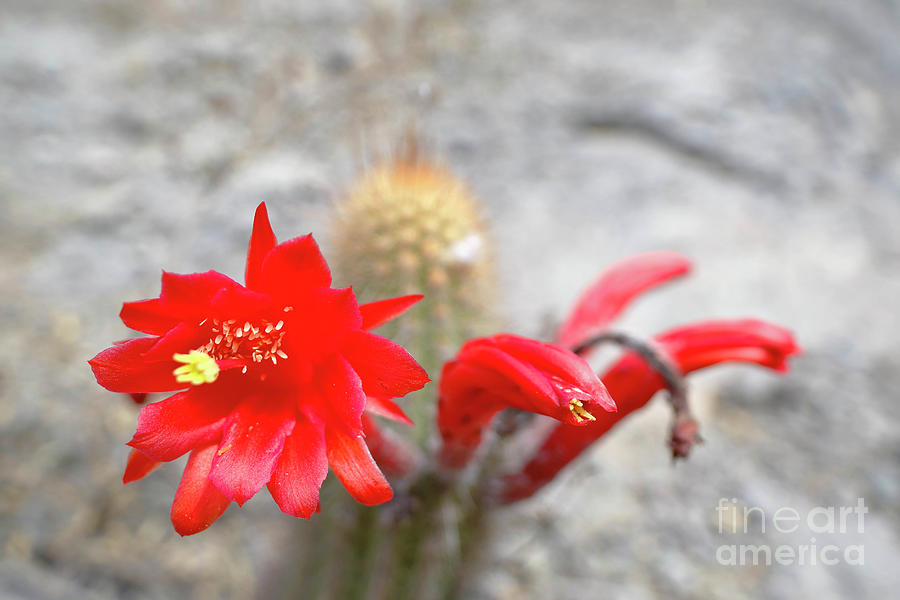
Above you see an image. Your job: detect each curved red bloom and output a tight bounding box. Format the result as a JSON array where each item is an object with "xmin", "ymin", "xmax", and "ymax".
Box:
[
  {"xmin": 498, "ymin": 319, "xmax": 800, "ymax": 503},
  {"xmin": 437, "ymin": 334, "xmax": 616, "ymax": 469},
  {"xmin": 556, "ymin": 251, "xmax": 692, "ymax": 350},
  {"xmin": 90, "ymin": 203, "xmax": 429, "ymax": 535}
]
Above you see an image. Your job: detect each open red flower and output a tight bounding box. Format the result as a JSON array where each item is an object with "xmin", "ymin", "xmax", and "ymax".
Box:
[
  {"xmin": 437, "ymin": 334, "xmax": 616, "ymax": 469},
  {"xmin": 90, "ymin": 203, "xmax": 429, "ymax": 535},
  {"xmin": 493, "ymin": 251, "xmax": 799, "ymax": 504}
]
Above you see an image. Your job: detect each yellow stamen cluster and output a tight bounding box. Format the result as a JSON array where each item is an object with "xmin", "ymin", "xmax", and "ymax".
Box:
[
  {"xmin": 197, "ymin": 308, "xmax": 291, "ymax": 368},
  {"xmin": 173, "ymin": 351, "xmax": 220, "ymax": 385},
  {"xmin": 335, "ymin": 161, "xmax": 488, "ymax": 274},
  {"xmin": 568, "ymin": 398, "xmax": 596, "ymax": 423}
]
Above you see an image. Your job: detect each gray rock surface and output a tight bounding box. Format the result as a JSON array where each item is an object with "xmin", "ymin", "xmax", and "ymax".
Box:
[{"xmin": 2, "ymin": 0, "xmax": 898, "ymax": 598}]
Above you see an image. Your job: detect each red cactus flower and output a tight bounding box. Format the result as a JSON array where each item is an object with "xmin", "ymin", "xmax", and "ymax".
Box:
[
  {"xmin": 493, "ymin": 250, "xmax": 799, "ymax": 503},
  {"xmin": 498, "ymin": 320, "xmax": 800, "ymax": 503},
  {"xmin": 437, "ymin": 334, "xmax": 616, "ymax": 469},
  {"xmin": 90, "ymin": 203, "xmax": 429, "ymax": 535}
]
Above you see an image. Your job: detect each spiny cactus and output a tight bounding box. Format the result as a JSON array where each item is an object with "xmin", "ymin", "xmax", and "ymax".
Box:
[
  {"xmin": 333, "ymin": 156, "xmax": 495, "ymax": 386},
  {"xmin": 331, "ymin": 154, "xmax": 494, "ymax": 453},
  {"xmin": 327, "ymin": 154, "xmax": 497, "ymax": 599}
]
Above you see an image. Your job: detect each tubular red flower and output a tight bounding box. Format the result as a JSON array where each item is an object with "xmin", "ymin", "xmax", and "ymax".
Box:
[
  {"xmin": 556, "ymin": 251, "xmax": 692, "ymax": 350},
  {"xmin": 90, "ymin": 202, "xmax": 429, "ymax": 535},
  {"xmin": 437, "ymin": 334, "xmax": 616, "ymax": 469},
  {"xmin": 498, "ymin": 319, "xmax": 800, "ymax": 504},
  {"xmin": 359, "ymin": 295, "xmax": 424, "ymax": 331}
]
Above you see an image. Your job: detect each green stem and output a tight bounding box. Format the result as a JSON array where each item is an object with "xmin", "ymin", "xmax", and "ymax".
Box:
[
  {"xmin": 336, "ymin": 505, "xmax": 380, "ymax": 600},
  {"xmin": 441, "ymin": 499, "xmax": 488, "ymax": 600},
  {"xmin": 383, "ymin": 473, "xmax": 446, "ymax": 600}
]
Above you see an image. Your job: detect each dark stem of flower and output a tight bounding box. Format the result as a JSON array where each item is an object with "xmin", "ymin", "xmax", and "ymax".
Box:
[{"xmin": 572, "ymin": 331, "xmax": 702, "ymax": 460}]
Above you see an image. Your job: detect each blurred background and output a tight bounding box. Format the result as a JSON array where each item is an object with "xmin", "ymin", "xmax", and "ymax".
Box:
[{"xmin": 2, "ymin": 0, "xmax": 899, "ymax": 598}]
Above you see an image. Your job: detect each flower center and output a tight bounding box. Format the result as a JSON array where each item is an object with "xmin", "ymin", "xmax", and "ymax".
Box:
[
  {"xmin": 198, "ymin": 308, "xmax": 292, "ymax": 367},
  {"xmin": 568, "ymin": 398, "xmax": 596, "ymax": 423}
]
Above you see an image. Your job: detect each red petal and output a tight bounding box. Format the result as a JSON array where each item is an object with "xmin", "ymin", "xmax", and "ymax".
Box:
[
  {"xmin": 657, "ymin": 319, "xmax": 799, "ymax": 354},
  {"xmin": 365, "ymin": 397, "xmax": 413, "ymax": 426},
  {"xmin": 171, "ymin": 444, "xmax": 231, "ymax": 536},
  {"xmin": 341, "ymin": 331, "xmax": 430, "ymax": 399},
  {"xmin": 140, "ymin": 322, "xmax": 206, "ymax": 361},
  {"xmin": 325, "ymin": 427, "xmax": 392, "ymax": 506},
  {"xmin": 245, "ymin": 202, "xmax": 278, "ymax": 291},
  {"xmin": 499, "ymin": 319, "xmax": 799, "ymax": 504},
  {"xmin": 259, "ymin": 234, "xmax": 331, "ymax": 301},
  {"xmin": 89, "ymin": 337, "xmax": 184, "ymax": 393},
  {"xmin": 657, "ymin": 319, "xmax": 800, "ymax": 372},
  {"xmin": 285, "ymin": 288, "xmax": 362, "ymax": 360},
  {"xmin": 457, "ymin": 341, "xmax": 556, "ymax": 409},
  {"xmin": 557, "ymin": 251, "xmax": 692, "ymax": 349},
  {"xmin": 267, "ymin": 418, "xmax": 328, "ymax": 518},
  {"xmin": 159, "ymin": 270, "xmax": 239, "ymax": 320},
  {"xmin": 120, "ymin": 299, "xmax": 179, "ymax": 335},
  {"xmin": 314, "ymin": 354, "xmax": 366, "ymax": 436},
  {"xmin": 209, "ymin": 286, "xmax": 274, "ymax": 318},
  {"xmin": 491, "ymin": 334, "xmax": 617, "ymax": 413},
  {"xmin": 123, "ymin": 449, "xmax": 161, "ymax": 484},
  {"xmin": 209, "ymin": 397, "xmax": 296, "ymax": 505},
  {"xmin": 359, "ymin": 295, "xmax": 424, "ymax": 331},
  {"xmin": 492, "ymin": 335, "xmax": 593, "ymax": 389},
  {"xmin": 128, "ymin": 388, "xmax": 238, "ymax": 462}
]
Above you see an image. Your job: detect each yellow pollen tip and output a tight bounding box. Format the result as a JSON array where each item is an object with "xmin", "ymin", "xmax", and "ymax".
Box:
[
  {"xmin": 173, "ymin": 350, "xmax": 220, "ymax": 385},
  {"xmin": 568, "ymin": 398, "xmax": 596, "ymax": 423}
]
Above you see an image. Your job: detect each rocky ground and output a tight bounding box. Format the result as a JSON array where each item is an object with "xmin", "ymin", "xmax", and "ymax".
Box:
[{"xmin": 2, "ymin": 0, "xmax": 899, "ymax": 598}]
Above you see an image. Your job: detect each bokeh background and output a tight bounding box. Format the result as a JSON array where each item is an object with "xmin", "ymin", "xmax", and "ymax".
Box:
[{"xmin": 2, "ymin": 0, "xmax": 899, "ymax": 598}]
